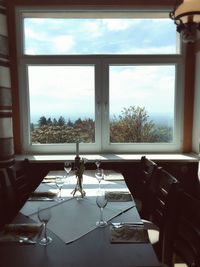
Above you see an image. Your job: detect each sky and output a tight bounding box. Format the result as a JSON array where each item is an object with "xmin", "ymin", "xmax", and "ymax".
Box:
[{"xmin": 24, "ymin": 17, "xmax": 177, "ymax": 123}]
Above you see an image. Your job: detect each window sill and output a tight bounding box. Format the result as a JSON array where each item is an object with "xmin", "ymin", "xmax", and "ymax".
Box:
[{"xmin": 15, "ymin": 153, "xmax": 199, "ymax": 163}]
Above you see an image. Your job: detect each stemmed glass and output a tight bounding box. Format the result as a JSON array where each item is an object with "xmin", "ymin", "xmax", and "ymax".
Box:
[
  {"xmin": 95, "ymin": 159, "xmax": 101, "ymax": 169},
  {"xmin": 55, "ymin": 176, "xmax": 65, "ymax": 201},
  {"xmin": 96, "ymin": 190, "xmax": 108, "ymax": 228},
  {"xmin": 95, "ymin": 168, "xmax": 104, "ymax": 189},
  {"xmin": 37, "ymin": 206, "xmax": 52, "ymax": 246},
  {"xmin": 64, "ymin": 161, "xmax": 72, "ymax": 178}
]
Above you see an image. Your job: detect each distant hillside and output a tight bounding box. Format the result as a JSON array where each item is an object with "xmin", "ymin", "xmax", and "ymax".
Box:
[{"xmin": 149, "ymin": 113, "xmax": 173, "ymax": 127}]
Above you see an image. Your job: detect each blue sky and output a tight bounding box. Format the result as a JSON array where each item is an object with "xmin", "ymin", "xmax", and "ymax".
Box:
[
  {"xmin": 25, "ymin": 18, "xmax": 176, "ymax": 55},
  {"xmin": 24, "ymin": 17, "xmax": 177, "ymax": 123}
]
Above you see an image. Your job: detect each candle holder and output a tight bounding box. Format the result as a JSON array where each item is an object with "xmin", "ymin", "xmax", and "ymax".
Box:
[
  {"xmin": 71, "ymin": 157, "xmax": 86, "ymax": 199},
  {"xmin": 74, "ymin": 155, "xmax": 80, "ymax": 170},
  {"xmin": 76, "ymin": 141, "xmax": 79, "ymax": 158}
]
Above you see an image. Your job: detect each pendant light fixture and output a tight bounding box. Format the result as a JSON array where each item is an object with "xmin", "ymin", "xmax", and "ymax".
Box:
[{"xmin": 170, "ymin": 0, "xmax": 200, "ymax": 43}]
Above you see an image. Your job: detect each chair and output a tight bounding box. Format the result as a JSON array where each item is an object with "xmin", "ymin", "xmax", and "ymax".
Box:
[
  {"xmin": 0, "ymin": 169, "xmax": 8, "ymax": 229},
  {"xmin": 135, "ymin": 156, "xmax": 158, "ymax": 219},
  {"xmin": 6, "ymin": 159, "xmax": 32, "ymax": 212},
  {"xmin": 163, "ymin": 191, "xmax": 200, "ymax": 267},
  {"xmin": 142, "ymin": 167, "xmax": 179, "ymax": 262},
  {"xmin": 0, "ymin": 168, "xmax": 16, "ymax": 229}
]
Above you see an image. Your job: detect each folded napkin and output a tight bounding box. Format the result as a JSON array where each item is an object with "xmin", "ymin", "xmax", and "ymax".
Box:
[
  {"xmin": 105, "ymin": 191, "xmax": 132, "ymax": 202},
  {"xmin": 29, "ymin": 191, "xmax": 57, "ymax": 200},
  {"xmin": 0, "ymin": 223, "xmax": 43, "ymax": 243},
  {"xmin": 42, "ymin": 178, "xmax": 56, "ymax": 183},
  {"xmin": 104, "ymin": 171, "xmax": 124, "ymax": 181},
  {"xmin": 43, "ymin": 171, "xmax": 64, "ymax": 182},
  {"xmin": 4, "ymin": 223, "xmax": 42, "ymax": 234},
  {"xmin": 110, "ymin": 224, "xmax": 149, "ymax": 243}
]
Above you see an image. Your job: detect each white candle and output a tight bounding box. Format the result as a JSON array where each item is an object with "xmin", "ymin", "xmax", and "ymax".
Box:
[{"xmin": 76, "ymin": 141, "xmax": 79, "ymax": 157}]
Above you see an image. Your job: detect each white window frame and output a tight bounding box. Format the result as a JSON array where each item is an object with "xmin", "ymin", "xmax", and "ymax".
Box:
[{"xmin": 16, "ymin": 7, "xmax": 184, "ymax": 154}]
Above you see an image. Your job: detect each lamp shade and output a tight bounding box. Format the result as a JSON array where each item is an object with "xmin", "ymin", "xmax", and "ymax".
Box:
[
  {"xmin": 175, "ymin": 0, "xmax": 200, "ymax": 24},
  {"xmin": 170, "ymin": 0, "xmax": 200, "ymax": 43}
]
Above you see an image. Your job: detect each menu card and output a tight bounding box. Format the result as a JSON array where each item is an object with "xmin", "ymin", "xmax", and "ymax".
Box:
[
  {"xmin": 105, "ymin": 191, "xmax": 132, "ymax": 202},
  {"xmin": 110, "ymin": 224, "xmax": 149, "ymax": 243}
]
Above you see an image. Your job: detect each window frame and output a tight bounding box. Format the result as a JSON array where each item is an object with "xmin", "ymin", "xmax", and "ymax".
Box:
[{"xmin": 16, "ymin": 7, "xmax": 184, "ymax": 154}]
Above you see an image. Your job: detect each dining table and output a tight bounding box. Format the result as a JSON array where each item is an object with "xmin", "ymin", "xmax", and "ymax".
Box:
[{"xmin": 0, "ymin": 169, "xmax": 161, "ymax": 267}]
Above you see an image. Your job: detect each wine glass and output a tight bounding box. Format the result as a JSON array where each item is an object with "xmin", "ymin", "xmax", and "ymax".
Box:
[
  {"xmin": 96, "ymin": 190, "xmax": 108, "ymax": 228},
  {"xmin": 95, "ymin": 159, "xmax": 101, "ymax": 169},
  {"xmin": 64, "ymin": 161, "xmax": 72, "ymax": 178},
  {"xmin": 37, "ymin": 206, "xmax": 52, "ymax": 246},
  {"xmin": 95, "ymin": 168, "xmax": 104, "ymax": 189},
  {"xmin": 55, "ymin": 176, "xmax": 65, "ymax": 201}
]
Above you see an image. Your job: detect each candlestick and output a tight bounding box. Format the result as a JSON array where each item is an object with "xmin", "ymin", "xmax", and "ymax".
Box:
[{"xmin": 76, "ymin": 141, "xmax": 79, "ymax": 157}]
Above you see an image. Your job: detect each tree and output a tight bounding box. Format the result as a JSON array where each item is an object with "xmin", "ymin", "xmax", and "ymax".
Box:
[
  {"xmin": 74, "ymin": 118, "xmax": 82, "ymax": 125},
  {"xmin": 57, "ymin": 116, "xmax": 65, "ymax": 126},
  {"xmin": 152, "ymin": 126, "xmax": 173, "ymax": 142},
  {"xmin": 110, "ymin": 106, "xmax": 157, "ymax": 143},
  {"xmin": 67, "ymin": 119, "xmax": 74, "ymax": 127},
  {"xmin": 32, "ymin": 107, "xmax": 172, "ymax": 144},
  {"xmin": 74, "ymin": 118, "xmax": 95, "ymax": 142},
  {"xmin": 38, "ymin": 116, "xmax": 47, "ymax": 127},
  {"xmin": 47, "ymin": 117, "xmax": 52, "ymax": 125},
  {"xmin": 52, "ymin": 118, "xmax": 58, "ymax": 126}
]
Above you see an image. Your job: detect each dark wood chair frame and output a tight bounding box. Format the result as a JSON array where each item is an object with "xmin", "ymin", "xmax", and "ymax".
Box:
[
  {"xmin": 6, "ymin": 159, "xmax": 33, "ymax": 212},
  {"xmin": 163, "ymin": 190, "xmax": 200, "ymax": 267},
  {"xmin": 141, "ymin": 166, "xmax": 180, "ymax": 263},
  {"xmin": 137, "ymin": 156, "xmax": 158, "ymax": 219}
]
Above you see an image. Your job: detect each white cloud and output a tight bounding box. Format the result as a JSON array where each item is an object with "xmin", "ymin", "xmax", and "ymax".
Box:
[
  {"xmin": 125, "ymin": 45, "xmax": 176, "ymax": 54},
  {"xmin": 82, "ymin": 21, "xmax": 103, "ymax": 38},
  {"xmin": 109, "ymin": 66, "xmax": 175, "ymax": 115},
  {"xmin": 102, "ymin": 19, "xmax": 141, "ymax": 31},
  {"xmin": 52, "ymin": 35, "xmax": 75, "ymax": 53},
  {"xmin": 29, "ymin": 66, "xmax": 95, "ymax": 116},
  {"xmin": 29, "ymin": 64, "xmax": 175, "ymax": 118},
  {"xmin": 25, "ymin": 27, "xmax": 43, "ymax": 41},
  {"xmin": 25, "ymin": 18, "xmax": 176, "ymax": 118}
]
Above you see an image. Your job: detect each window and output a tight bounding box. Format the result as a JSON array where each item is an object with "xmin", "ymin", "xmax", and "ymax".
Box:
[
  {"xmin": 109, "ymin": 65, "xmax": 175, "ymax": 143},
  {"xmin": 28, "ymin": 65, "xmax": 95, "ymax": 144},
  {"xmin": 16, "ymin": 8, "xmax": 184, "ymax": 154}
]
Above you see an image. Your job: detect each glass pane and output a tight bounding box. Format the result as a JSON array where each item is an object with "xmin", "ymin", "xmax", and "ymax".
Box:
[
  {"xmin": 109, "ymin": 65, "xmax": 175, "ymax": 143},
  {"xmin": 28, "ymin": 65, "xmax": 95, "ymax": 144},
  {"xmin": 24, "ymin": 17, "xmax": 177, "ymax": 55}
]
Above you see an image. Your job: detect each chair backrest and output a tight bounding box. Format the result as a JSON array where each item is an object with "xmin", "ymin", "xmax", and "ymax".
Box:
[
  {"xmin": 151, "ymin": 167, "xmax": 179, "ymax": 262},
  {"xmin": 151, "ymin": 167, "xmax": 179, "ymax": 228},
  {"xmin": 7, "ymin": 159, "xmax": 31, "ymax": 211},
  {"xmin": 0, "ymin": 168, "xmax": 16, "ymax": 228},
  {"xmin": 0, "ymin": 169, "xmax": 7, "ymax": 229},
  {"xmin": 165, "ymin": 191, "xmax": 200, "ymax": 267},
  {"xmin": 140, "ymin": 156, "xmax": 157, "ymax": 180},
  {"xmin": 138, "ymin": 156, "xmax": 158, "ymax": 219}
]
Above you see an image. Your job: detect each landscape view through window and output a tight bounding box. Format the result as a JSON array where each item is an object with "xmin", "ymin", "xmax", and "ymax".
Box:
[{"xmin": 22, "ymin": 15, "xmax": 178, "ymax": 147}]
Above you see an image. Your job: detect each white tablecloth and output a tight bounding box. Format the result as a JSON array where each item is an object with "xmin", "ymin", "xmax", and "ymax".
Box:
[{"xmin": 20, "ymin": 170, "xmax": 135, "ymax": 244}]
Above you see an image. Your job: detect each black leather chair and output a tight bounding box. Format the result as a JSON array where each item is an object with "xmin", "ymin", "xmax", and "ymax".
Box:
[
  {"xmin": 0, "ymin": 169, "xmax": 7, "ymax": 229},
  {"xmin": 136, "ymin": 156, "xmax": 158, "ymax": 219},
  {"xmin": 0, "ymin": 169, "xmax": 16, "ymax": 229},
  {"xmin": 141, "ymin": 167, "xmax": 180, "ymax": 263},
  {"xmin": 163, "ymin": 191, "xmax": 200, "ymax": 267},
  {"xmin": 6, "ymin": 159, "xmax": 32, "ymax": 212}
]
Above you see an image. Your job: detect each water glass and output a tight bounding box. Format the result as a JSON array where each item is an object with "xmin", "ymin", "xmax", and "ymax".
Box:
[
  {"xmin": 95, "ymin": 168, "xmax": 104, "ymax": 189},
  {"xmin": 37, "ymin": 206, "xmax": 52, "ymax": 246},
  {"xmin": 55, "ymin": 176, "xmax": 65, "ymax": 201},
  {"xmin": 95, "ymin": 159, "xmax": 101, "ymax": 169},
  {"xmin": 64, "ymin": 161, "xmax": 72, "ymax": 177},
  {"xmin": 96, "ymin": 190, "xmax": 108, "ymax": 228}
]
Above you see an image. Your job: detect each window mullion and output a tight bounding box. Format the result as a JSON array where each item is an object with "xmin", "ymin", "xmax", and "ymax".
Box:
[{"xmin": 101, "ymin": 60, "xmax": 110, "ymax": 152}]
